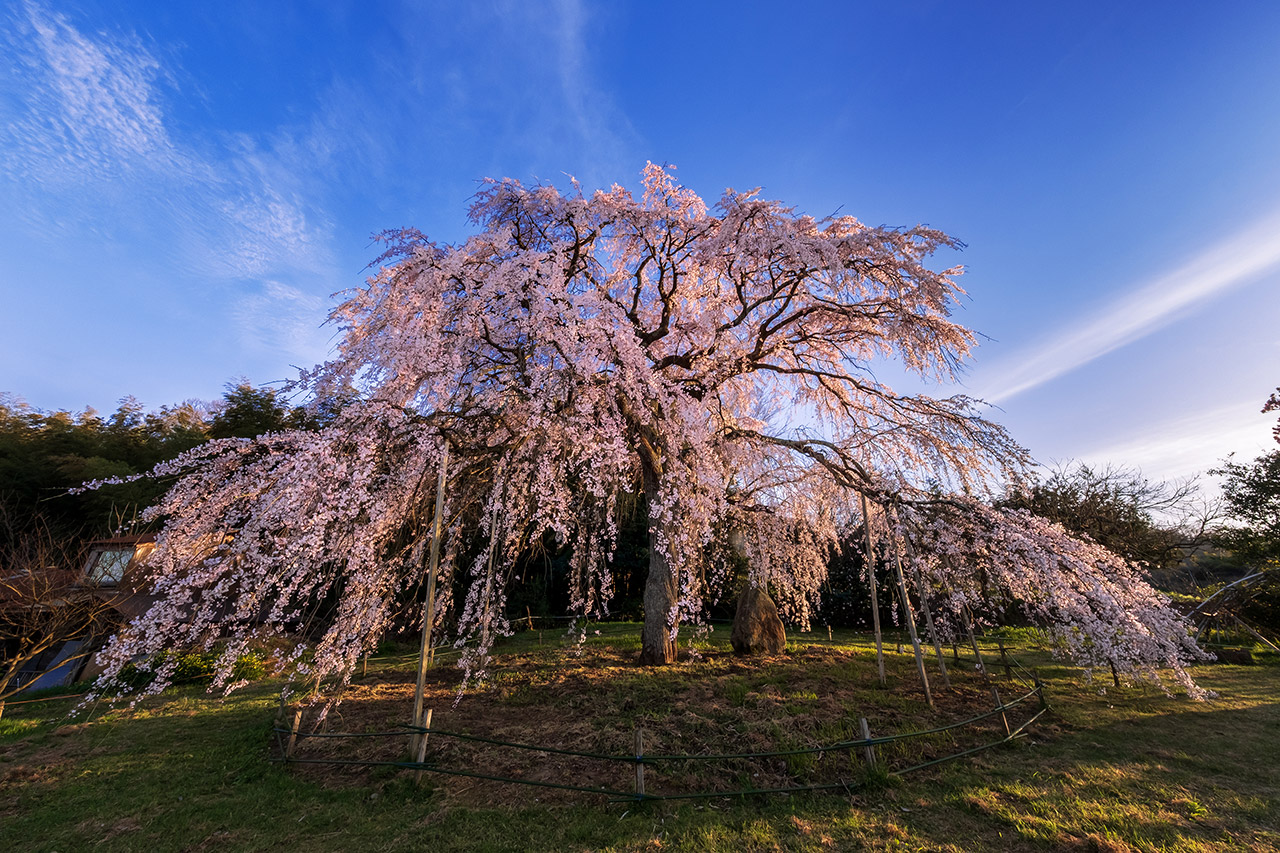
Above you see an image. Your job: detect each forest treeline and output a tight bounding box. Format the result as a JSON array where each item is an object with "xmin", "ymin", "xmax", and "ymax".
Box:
[{"xmin": 0, "ymin": 383, "xmax": 318, "ymax": 550}]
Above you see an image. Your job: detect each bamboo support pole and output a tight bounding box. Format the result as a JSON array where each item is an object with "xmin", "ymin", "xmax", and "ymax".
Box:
[
  {"xmin": 1228, "ymin": 613, "xmax": 1280, "ymax": 653},
  {"xmin": 860, "ymin": 493, "xmax": 885, "ymax": 686},
  {"xmin": 477, "ymin": 459, "xmax": 507, "ymax": 653},
  {"xmin": 478, "ymin": 524, "xmax": 499, "ymax": 649},
  {"xmin": 912, "ymin": 561, "xmax": 950, "ymax": 688},
  {"xmin": 412, "ymin": 442, "xmax": 450, "ymax": 757},
  {"xmin": 962, "ymin": 605, "xmax": 990, "ymax": 683},
  {"xmin": 889, "ymin": 528, "xmax": 932, "ymax": 708}
]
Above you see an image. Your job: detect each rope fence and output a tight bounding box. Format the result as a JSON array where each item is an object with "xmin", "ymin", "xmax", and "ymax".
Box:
[{"xmin": 270, "ymin": 662, "xmax": 1050, "ymax": 803}]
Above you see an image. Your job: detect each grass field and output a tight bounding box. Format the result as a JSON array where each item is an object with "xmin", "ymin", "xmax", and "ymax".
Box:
[{"xmin": 2, "ymin": 625, "xmax": 1276, "ymax": 852}]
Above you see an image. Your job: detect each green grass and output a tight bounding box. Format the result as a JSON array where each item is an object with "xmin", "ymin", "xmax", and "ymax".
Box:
[{"xmin": 2, "ymin": 627, "xmax": 1277, "ymax": 852}]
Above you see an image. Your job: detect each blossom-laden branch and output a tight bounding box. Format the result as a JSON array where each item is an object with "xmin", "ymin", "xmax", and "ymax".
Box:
[{"xmin": 891, "ymin": 497, "xmax": 1210, "ymax": 698}]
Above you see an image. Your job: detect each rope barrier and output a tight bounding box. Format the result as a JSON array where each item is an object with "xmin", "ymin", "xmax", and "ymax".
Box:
[
  {"xmin": 366, "ymin": 683, "xmax": 1046, "ymax": 763},
  {"xmin": 274, "ymin": 675, "xmax": 1049, "ymax": 802}
]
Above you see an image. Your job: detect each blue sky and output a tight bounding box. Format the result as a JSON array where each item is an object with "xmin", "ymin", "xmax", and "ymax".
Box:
[{"xmin": 2, "ymin": 0, "xmax": 1278, "ymax": 486}]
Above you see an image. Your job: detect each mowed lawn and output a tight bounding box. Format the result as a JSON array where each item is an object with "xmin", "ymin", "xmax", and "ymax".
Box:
[{"xmin": 2, "ymin": 627, "xmax": 1276, "ymax": 852}]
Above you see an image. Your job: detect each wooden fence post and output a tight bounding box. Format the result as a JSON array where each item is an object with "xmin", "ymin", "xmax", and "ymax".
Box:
[
  {"xmin": 414, "ymin": 708, "xmax": 433, "ymax": 787},
  {"xmin": 858, "ymin": 717, "xmax": 876, "ymax": 770},
  {"xmin": 634, "ymin": 727, "xmax": 645, "ymax": 800},
  {"xmin": 285, "ymin": 707, "xmax": 302, "ymax": 760}
]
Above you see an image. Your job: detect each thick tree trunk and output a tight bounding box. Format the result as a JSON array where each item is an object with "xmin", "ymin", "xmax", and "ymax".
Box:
[{"xmin": 639, "ymin": 468, "xmax": 679, "ymax": 666}]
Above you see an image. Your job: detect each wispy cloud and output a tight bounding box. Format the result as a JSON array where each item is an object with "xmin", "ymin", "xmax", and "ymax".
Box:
[
  {"xmin": 0, "ymin": 2, "xmax": 339, "ymax": 364},
  {"xmin": 1076, "ymin": 399, "xmax": 1276, "ymax": 483},
  {"xmin": 232, "ymin": 281, "xmax": 333, "ymax": 365},
  {"xmin": 549, "ymin": 0, "xmax": 637, "ymax": 187},
  {"xmin": 2, "ymin": 0, "xmax": 182, "ymax": 183},
  {"xmin": 977, "ymin": 210, "xmax": 1280, "ymax": 403}
]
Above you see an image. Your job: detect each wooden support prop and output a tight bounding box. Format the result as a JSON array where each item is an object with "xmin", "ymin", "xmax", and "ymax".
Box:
[
  {"xmin": 634, "ymin": 727, "xmax": 646, "ymax": 799},
  {"xmin": 952, "ymin": 642, "xmax": 959, "ymax": 663},
  {"xmin": 285, "ymin": 707, "xmax": 302, "ymax": 760},
  {"xmin": 827, "ymin": 625, "xmax": 833, "ymax": 643},
  {"xmin": 1034, "ymin": 671, "xmax": 1049, "ymax": 711},
  {"xmin": 991, "ymin": 687, "xmax": 1010, "ymax": 737},
  {"xmin": 411, "ymin": 442, "xmax": 450, "ymax": 757},
  {"xmin": 1109, "ymin": 661, "xmax": 1121, "ymax": 689},
  {"xmin": 998, "ymin": 639, "xmax": 1012, "ymax": 679},
  {"xmin": 414, "ymin": 708, "xmax": 433, "ymax": 787},
  {"xmin": 860, "ymin": 493, "xmax": 885, "ymax": 686},
  {"xmin": 362, "ymin": 652, "xmax": 368, "ymax": 679},
  {"xmin": 527, "ymin": 606, "xmax": 534, "ymax": 632},
  {"xmin": 859, "ymin": 717, "xmax": 876, "ymax": 769}
]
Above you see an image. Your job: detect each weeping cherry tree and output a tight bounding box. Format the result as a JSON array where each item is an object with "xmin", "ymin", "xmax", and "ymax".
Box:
[{"xmin": 87, "ymin": 165, "xmax": 1206, "ymax": 701}]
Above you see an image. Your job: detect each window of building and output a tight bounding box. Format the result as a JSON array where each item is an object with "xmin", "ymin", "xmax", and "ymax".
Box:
[{"xmin": 85, "ymin": 548, "xmax": 133, "ymax": 585}]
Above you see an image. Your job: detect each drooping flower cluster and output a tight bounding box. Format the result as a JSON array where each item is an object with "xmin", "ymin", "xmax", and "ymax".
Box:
[{"xmin": 892, "ymin": 497, "xmax": 1209, "ymax": 697}]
